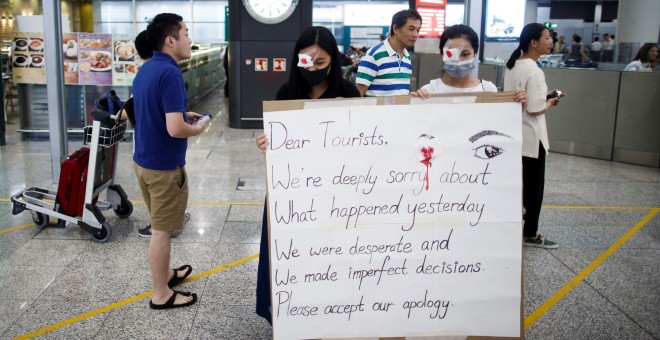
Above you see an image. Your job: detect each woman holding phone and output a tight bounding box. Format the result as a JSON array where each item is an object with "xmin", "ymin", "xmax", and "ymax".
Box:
[{"xmin": 504, "ymin": 23, "xmax": 564, "ymax": 249}]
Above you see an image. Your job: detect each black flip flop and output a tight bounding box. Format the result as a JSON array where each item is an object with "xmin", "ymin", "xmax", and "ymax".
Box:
[
  {"xmin": 149, "ymin": 290, "xmax": 198, "ymax": 310},
  {"xmin": 167, "ymin": 264, "xmax": 193, "ymax": 288}
]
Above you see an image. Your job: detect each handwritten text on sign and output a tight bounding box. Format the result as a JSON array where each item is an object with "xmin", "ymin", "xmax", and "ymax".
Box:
[{"xmin": 264, "ymin": 103, "xmax": 522, "ymax": 339}]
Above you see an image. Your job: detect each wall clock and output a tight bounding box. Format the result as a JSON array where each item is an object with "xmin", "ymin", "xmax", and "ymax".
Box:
[{"xmin": 243, "ymin": 0, "xmax": 299, "ymax": 25}]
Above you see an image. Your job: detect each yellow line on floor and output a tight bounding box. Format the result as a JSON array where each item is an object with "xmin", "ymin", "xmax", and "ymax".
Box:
[
  {"xmin": 5, "ymin": 200, "xmax": 651, "ymax": 209},
  {"xmin": 524, "ymin": 207, "xmax": 660, "ymax": 329},
  {"xmin": 0, "ymin": 199, "xmax": 263, "ymax": 205},
  {"xmin": 128, "ymin": 200, "xmax": 263, "ymax": 206},
  {"xmin": 544, "ymin": 205, "xmax": 657, "ymax": 210},
  {"xmin": 188, "ymin": 201, "xmax": 264, "ymax": 206},
  {"xmin": 12, "ymin": 253, "xmax": 260, "ymax": 340},
  {"xmin": 0, "ymin": 223, "xmax": 34, "ymax": 233}
]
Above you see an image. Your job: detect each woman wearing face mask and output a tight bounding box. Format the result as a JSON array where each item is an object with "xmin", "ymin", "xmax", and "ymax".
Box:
[
  {"xmin": 254, "ymin": 26, "xmax": 360, "ymax": 325},
  {"xmin": 413, "ymin": 25, "xmax": 526, "ymax": 104},
  {"xmin": 274, "ymin": 27, "xmax": 360, "ymax": 101}
]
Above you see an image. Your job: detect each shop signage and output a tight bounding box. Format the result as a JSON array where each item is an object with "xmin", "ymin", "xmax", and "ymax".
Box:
[
  {"xmin": 255, "ymin": 58, "xmax": 268, "ymax": 71},
  {"xmin": 273, "ymin": 58, "xmax": 287, "ymax": 72},
  {"xmin": 417, "ymin": 0, "xmax": 446, "ymax": 38},
  {"xmin": 11, "ymin": 32, "xmax": 45, "ymax": 84},
  {"xmin": 12, "ymin": 31, "xmax": 145, "ymax": 86}
]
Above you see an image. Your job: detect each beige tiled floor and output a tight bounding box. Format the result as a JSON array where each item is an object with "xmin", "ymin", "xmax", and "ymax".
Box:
[{"xmin": 0, "ymin": 87, "xmax": 658, "ymax": 339}]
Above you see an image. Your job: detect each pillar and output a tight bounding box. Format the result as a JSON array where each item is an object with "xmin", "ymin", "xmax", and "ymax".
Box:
[
  {"xmin": 80, "ymin": 1, "xmax": 93, "ymax": 32},
  {"xmin": 615, "ymin": 0, "xmax": 660, "ymax": 63}
]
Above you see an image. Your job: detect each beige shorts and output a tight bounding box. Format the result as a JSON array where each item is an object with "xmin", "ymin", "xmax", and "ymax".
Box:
[{"xmin": 133, "ymin": 162, "xmax": 189, "ymax": 232}]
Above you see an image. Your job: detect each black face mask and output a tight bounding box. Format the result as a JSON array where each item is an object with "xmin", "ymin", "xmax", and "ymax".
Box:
[{"xmin": 299, "ymin": 65, "xmax": 329, "ymax": 86}]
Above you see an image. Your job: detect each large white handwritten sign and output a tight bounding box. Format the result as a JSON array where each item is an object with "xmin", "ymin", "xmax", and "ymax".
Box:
[{"xmin": 264, "ymin": 101, "xmax": 522, "ymax": 339}]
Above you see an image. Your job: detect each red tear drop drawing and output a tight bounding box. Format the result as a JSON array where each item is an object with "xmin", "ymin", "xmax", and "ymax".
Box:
[
  {"xmin": 446, "ymin": 50, "xmax": 453, "ymax": 58},
  {"xmin": 420, "ymin": 146, "xmax": 434, "ymax": 190}
]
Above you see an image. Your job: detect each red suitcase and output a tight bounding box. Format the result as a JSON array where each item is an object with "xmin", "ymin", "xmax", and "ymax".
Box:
[{"xmin": 57, "ymin": 147, "xmax": 90, "ymax": 217}]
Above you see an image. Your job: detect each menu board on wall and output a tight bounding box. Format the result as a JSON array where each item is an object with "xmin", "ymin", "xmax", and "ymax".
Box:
[
  {"xmin": 63, "ymin": 33, "xmax": 79, "ymax": 84},
  {"xmin": 78, "ymin": 33, "xmax": 113, "ymax": 85},
  {"xmin": 416, "ymin": 0, "xmax": 446, "ymax": 38},
  {"xmin": 484, "ymin": 0, "xmax": 525, "ymax": 42},
  {"xmin": 11, "ymin": 32, "xmax": 46, "ymax": 84},
  {"xmin": 112, "ymin": 34, "xmax": 142, "ymax": 86}
]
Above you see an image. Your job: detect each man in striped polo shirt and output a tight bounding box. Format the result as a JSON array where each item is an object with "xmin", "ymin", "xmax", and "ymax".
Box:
[{"xmin": 356, "ymin": 9, "xmax": 422, "ymax": 97}]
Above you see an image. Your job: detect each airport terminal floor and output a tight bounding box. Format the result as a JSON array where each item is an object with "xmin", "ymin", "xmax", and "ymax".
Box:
[{"xmin": 0, "ymin": 87, "xmax": 658, "ymax": 340}]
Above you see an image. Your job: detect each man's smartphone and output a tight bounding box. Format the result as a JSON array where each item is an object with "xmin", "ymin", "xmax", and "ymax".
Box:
[
  {"xmin": 546, "ymin": 90, "xmax": 563, "ymax": 100},
  {"xmin": 192, "ymin": 114, "xmax": 212, "ymax": 126}
]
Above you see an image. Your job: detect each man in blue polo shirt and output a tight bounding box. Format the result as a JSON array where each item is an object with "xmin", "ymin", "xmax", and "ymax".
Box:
[
  {"xmin": 356, "ymin": 9, "xmax": 422, "ymax": 97},
  {"xmin": 133, "ymin": 13, "xmax": 207, "ymax": 310}
]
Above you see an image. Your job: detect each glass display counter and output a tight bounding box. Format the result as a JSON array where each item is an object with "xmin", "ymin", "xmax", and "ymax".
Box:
[
  {"xmin": 17, "ymin": 46, "xmax": 225, "ymax": 140},
  {"xmin": 479, "ymin": 62, "xmax": 659, "ymax": 167}
]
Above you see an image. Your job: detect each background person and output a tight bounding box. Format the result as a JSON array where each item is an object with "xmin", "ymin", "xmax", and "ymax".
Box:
[
  {"xmin": 133, "ymin": 13, "xmax": 208, "ymax": 309},
  {"xmin": 567, "ymin": 35, "xmax": 588, "ymax": 61},
  {"xmin": 128, "ymin": 30, "xmax": 192, "ymax": 238},
  {"xmin": 553, "ymin": 35, "xmax": 566, "ymax": 56},
  {"xmin": 623, "ymin": 43, "xmax": 658, "ymax": 71},
  {"xmin": 590, "ymin": 36, "xmax": 602, "ymax": 61},
  {"xmin": 601, "ymin": 33, "xmax": 614, "ymax": 62},
  {"xmin": 504, "ymin": 23, "xmax": 563, "ymax": 249},
  {"xmin": 254, "ymin": 26, "xmax": 360, "ymax": 325},
  {"xmin": 355, "ymin": 9, "xmax": 422, "ymax": 97}
]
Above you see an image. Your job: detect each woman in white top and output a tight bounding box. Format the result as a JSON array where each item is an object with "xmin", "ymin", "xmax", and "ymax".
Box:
[
  {"xmin": 414, "ymin": 25, "xmax": 526, "ymax": 103},
  {"xmin": 623, "ymin": 43, "xmax": 658, "ymax": 72},
  {"xmin": 504, "ymin": 23, "xmax": 563, "ymax": 249}
]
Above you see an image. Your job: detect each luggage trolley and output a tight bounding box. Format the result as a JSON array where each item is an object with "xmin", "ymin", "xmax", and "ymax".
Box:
[{"xmin": 11, "ymin": 119, "xmax": 133, "ymax": 242}]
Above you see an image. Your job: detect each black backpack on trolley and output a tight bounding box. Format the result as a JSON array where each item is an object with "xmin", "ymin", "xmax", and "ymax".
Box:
[{"xmin": 92, "ymin": 89, "xmax": 124, "ymax": 127}]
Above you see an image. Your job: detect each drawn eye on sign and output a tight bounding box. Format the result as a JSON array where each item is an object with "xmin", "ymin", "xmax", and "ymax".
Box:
[{"xmin": 469, "ymin": 130, "xmax": 513, "ymax": 160}]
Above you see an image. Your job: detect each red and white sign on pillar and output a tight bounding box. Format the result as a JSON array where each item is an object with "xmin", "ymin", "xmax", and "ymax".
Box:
[
  {"xmin": 273, "ymin": 58, "xmax": 287, "ymax": 72},
  {"xmin": 255, "ymin": 58, "xmax": 268, "ymax": 71},
  {"xmin": 417, "ymin": 0, "xmax": 446, "ymax": 38}
]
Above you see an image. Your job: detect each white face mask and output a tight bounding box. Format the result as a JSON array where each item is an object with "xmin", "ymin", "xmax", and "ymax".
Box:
[
  {"xmin": 443, "ymin": 57, "xmax": 476, "ymax": 78},
  {"xmin": 442, "ymin": 42, "xmax": 476, "ymax": 78}
]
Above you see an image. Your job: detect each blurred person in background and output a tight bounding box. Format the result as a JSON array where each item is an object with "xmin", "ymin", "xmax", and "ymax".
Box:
[{"xmin": 624, "ymin": 43, "xmax": 658, "ymax": 71}]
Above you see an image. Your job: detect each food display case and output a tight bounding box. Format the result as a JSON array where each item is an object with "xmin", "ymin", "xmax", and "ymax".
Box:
[{"xmin": 16, "ymin": 46, "xmax": 225, "ymax": 140}]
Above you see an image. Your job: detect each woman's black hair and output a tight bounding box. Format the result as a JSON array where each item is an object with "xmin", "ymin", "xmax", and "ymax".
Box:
[
  {"xmin": 506, "ymin": 23, "xmax": 547, "ymax": 69},
  {"xmin": 390, "ymin": 9, "xmax": 422, "ymax": 37},
  {"xmin": 439, "ymin": 24, "xmax": 479, "ymax": 55},
  {"xmin": 633, "ymin": 43, "xmax": 658, "ymax": 63},
  {"xmin": 286, "ymin": 26, "xmax": 345, "ymax": 99}
]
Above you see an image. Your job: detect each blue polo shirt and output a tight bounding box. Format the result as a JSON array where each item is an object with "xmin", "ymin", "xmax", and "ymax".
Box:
[{"xmin": 132, "ymin": 51, "xmax": 188, "ymax": 170}]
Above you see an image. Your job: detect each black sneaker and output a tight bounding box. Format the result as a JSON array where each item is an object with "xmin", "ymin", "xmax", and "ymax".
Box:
[
  {"xmin": 524, "ymin": 234, "xmax": 558, "ymax": 249},
  {"xmin": 137, "ymin": 212, "xmax": 190, "ymax": 238},
  {"xmin": 137, "ymin": 225, "xmax": 152, "ymax": 238}
]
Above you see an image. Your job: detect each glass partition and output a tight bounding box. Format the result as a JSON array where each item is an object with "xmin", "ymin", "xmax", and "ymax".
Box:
[{"xmin": 97, "ymin": 0, "xmax": 227, "ymax": 43}]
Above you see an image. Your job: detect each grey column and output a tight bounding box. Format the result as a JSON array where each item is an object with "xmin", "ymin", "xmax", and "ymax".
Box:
[
  {"xmin": 43, "ymin": 1, "xmax": 68, "ymax": 183},
  {"xmin": 615, "ymin": 0, "xmax": 660, "ymax": 63}
]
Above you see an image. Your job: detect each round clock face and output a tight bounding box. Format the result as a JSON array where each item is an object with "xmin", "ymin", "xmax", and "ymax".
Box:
[{"xmin": 243, "ymin": 0, "xmax": 298, "ymax": 25}]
